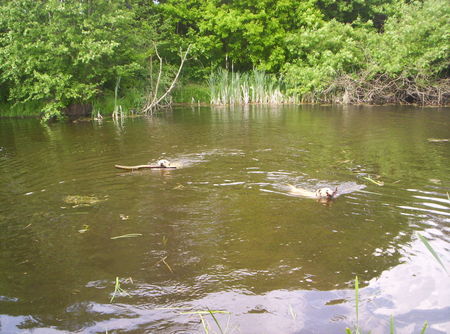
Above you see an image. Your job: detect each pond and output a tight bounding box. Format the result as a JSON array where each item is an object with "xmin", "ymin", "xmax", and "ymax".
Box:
[{"xmin": 0, "ymin": 105, "xmax": 449, "ymax": 333}]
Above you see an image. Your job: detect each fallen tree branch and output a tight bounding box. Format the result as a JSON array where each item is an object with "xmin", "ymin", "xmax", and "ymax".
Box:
[
  {"xmin": 142, "ymin": 44, "xmax": 192, "ymax": 114},
  {"xmin": 320, "ymin": 73, "xmax": 450, "ymax": 106}
]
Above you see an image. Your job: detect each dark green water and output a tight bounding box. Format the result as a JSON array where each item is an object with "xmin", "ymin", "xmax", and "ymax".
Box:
[{"xmin": 1, "ymin": 105, "xmax": 449, "ymax": 333}]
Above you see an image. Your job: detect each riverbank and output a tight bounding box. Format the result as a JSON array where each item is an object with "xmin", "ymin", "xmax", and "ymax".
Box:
[
  {"xmin": 0, "ymin": 79, "xmax": 450, "ymax": 119},
  {"xmin": 1, "ymin": 0, "xmax": 448, "ymax": 121}
]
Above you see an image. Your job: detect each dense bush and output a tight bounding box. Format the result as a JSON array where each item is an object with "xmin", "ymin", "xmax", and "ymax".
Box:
[
  {"xmin": 0, "ymin": 0, "xmax": 144, "ymax": 120},
  {"xmin": 370, "ymin": 0, "xmax": 449, "ymax": 79},
  {"xmin": 282, "ymin": 20, "xmax": 373, "ymax": 96},
  {"xmin": 281, "ymin": 0, "xmax": 449, "ymax": 103}
]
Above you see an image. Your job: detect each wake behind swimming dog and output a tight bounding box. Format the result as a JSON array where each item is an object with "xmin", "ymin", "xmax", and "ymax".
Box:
[{"xmin": 287, "ymin": 184, "xmax": 338, "ymax": 200}]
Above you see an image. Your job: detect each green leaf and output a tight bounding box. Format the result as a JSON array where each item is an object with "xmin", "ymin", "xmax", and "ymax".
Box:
[
  {"xmin": 418, "ymin": 233, "xmax": 448, "ymax": 274},
  {"xmin": 390, "ymin": 315, "xmax": 395, "ymax": 334},
  {"xmin": 420, "ymin": 321, "xmax": 428, "ymax": 334}
]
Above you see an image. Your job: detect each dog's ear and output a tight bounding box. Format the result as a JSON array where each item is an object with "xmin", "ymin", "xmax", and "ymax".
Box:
[{"xmin": 333, "ymin": 187, "xmax": 338, "ymax": 196}]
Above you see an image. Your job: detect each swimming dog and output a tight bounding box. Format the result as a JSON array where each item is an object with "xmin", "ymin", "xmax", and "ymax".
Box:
[
  {"xmin": 157, "ymin": 159, "xmax": 171, "ymax": 168},
  {"xmin": 288, "ymin": 184, "xmax": 338, "ymax": 200}
]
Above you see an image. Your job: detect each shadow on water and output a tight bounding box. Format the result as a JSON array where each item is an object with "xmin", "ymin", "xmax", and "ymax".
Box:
[{"xmin": 0, "ymin": 105, "xmax": 449, "ymax": 333}]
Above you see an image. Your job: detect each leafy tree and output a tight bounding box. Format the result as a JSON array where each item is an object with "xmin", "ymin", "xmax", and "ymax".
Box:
[
  {"xmin": 281, "ymin": 0, "xmax": 449, "ymax": 99},
  {"xmin": 369, "ymin": 0, "xmax": 450, "ymax": 78},
  {"xmin": 316, "ymin": 0, "xmax": 403, "ymax": 30},
  {"xmin": 160, "ymin": 0, "xmax": 323, "ymax": 73},
  {"xmin": 282, "ymin": 20, "xmax": 373, "ymax": 95},
  {"xmin": 0, "ymin": 0, "xmax": 143, "ymax": 120}
]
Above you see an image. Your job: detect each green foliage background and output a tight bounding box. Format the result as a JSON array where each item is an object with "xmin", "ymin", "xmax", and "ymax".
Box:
[{"xmin": 0, "ymin": 0, "xmax": 448, "ymax": 119}]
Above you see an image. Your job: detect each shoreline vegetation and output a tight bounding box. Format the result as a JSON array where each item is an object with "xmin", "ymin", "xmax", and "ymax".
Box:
[{"xmin": 0, "ymin": 0, "xmax": 448, "ymax": 120}]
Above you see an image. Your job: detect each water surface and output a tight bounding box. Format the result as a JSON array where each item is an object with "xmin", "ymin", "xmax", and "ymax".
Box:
[{"xmin": 1, "ymin": 105, "xmax": 449, "ymax": 333}]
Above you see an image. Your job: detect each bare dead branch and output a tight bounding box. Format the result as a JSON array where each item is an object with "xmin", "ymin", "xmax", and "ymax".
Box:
[
  {"xmin": 317, "ymin": 73, "xmax": 449, "ymax": 106},
  {"xmin": 143, "ymin": 44, "xmax": 192, "ymax": 114}
]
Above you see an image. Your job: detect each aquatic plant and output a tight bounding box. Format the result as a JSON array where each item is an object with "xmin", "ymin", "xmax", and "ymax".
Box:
[
  {"xmin": 155, "ymin": 256, "xmax": 174, "ymax": 273},
  {"xmin": 110, "ymin": 277, "xmax": 130, "ymax": 303},
  {"xmin": 209, "ymin": 69, "xmax": 290, "ymax": 105},
  {"xmin": 345, "ymin": 276, "xmax": 360, "ymax": 334},
  {"xmin": 346, "ymin": 276, "xmax": 430, "ymax": 334},
  {"xmin": 288, "ymin": 304, "xmax": 297, "ymax": 320},
  {"xmin": 63, "ymin": 195, "xmax": 106, "ymax": 207},
  {"xmin": 180, "ymin": 309, "xmax": 231, "ymax": 334},
  {"xmin": 418, "ymin": 233, "xmax": 448, "ymax": 274},
  {"xmin": 155, "ymin": 307, "xmax": 231, "ymax": 333},
  {"xmin": 362, "ymin": 176, "xmax": 384, "ymax": 186}
]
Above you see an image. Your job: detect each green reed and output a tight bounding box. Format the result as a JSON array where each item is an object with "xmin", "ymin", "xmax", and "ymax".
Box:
[
  {"xmin": 209, "ymin": 69, "xmax": 290, "ymax": 105},
  {"xmin": 418, "ymin": 233, "xmax": 448, "ymax": 274},
  {"xmin": 345, "ymin": 276, "xmax": 361, "ymax": 334},
  {"xmin": 110, "ymin": 277, "xmax": 130, "ymax": 303}
]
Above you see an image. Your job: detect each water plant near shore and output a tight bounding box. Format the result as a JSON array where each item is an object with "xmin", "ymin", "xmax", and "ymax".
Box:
[
  {"xmin": 346, "ymin": 276, "xmax": 429, "ymax": 334},
  {"xmin": 208, "ymin": 69, "xmax": 293, "ymax": 105},
  {"xmin": 346, "ymin": 232, "xmax": 448, "ymax": 334},
  {"xmin": 110, "ymin": 277, "xmax": 130, "ymax": 303},
  {"xmin": 418, "ymin": 233, "xmax": 448, "ymax": 275}
]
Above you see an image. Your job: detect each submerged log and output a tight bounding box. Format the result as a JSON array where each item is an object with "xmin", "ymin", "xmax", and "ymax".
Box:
[{"xmin": 115, "ymin": 164, "xmax": 177, "ymax": 171}]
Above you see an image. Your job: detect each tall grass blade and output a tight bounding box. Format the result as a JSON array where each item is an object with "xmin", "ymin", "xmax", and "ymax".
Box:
[
  {"xmin": 208, "ymin": 308, "xmax": 224, "ymax": 334},
  {"xmin": 288, "ymin": 304, "xmax": 297, "ymax": 320},
  {"xmin": 420, "ymin": 321, "xmax": 428, "ymax": 334},
  {"xmin": 355, "ymin": 276, "xmax": 359, "ymax": 329},
  {"xmin": 418, "ymin": 233, "xmax": 448, "ymax": 274},
  {"xmin": 390, "ymin": 315, "xmax": 395, "ymax": 334},
  {"xmin": 162, "ymin": 257, "xmax": 174, "ymax": 273},
  {"xmin": 110, "ymin": 276, "xmax": 129, "ymax": 303},
  {"xmin": 199, "ymin": 313, "xmax": 209, "ymax": 334},
  {"xmin": 362, "ymin": 176, "xmax": 384, "ymax": 186}
]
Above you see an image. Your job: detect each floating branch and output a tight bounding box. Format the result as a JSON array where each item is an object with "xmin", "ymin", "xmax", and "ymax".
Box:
[{"xmin": 114, "ymin": 164, "xmax": 176, "ymax": 171}]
